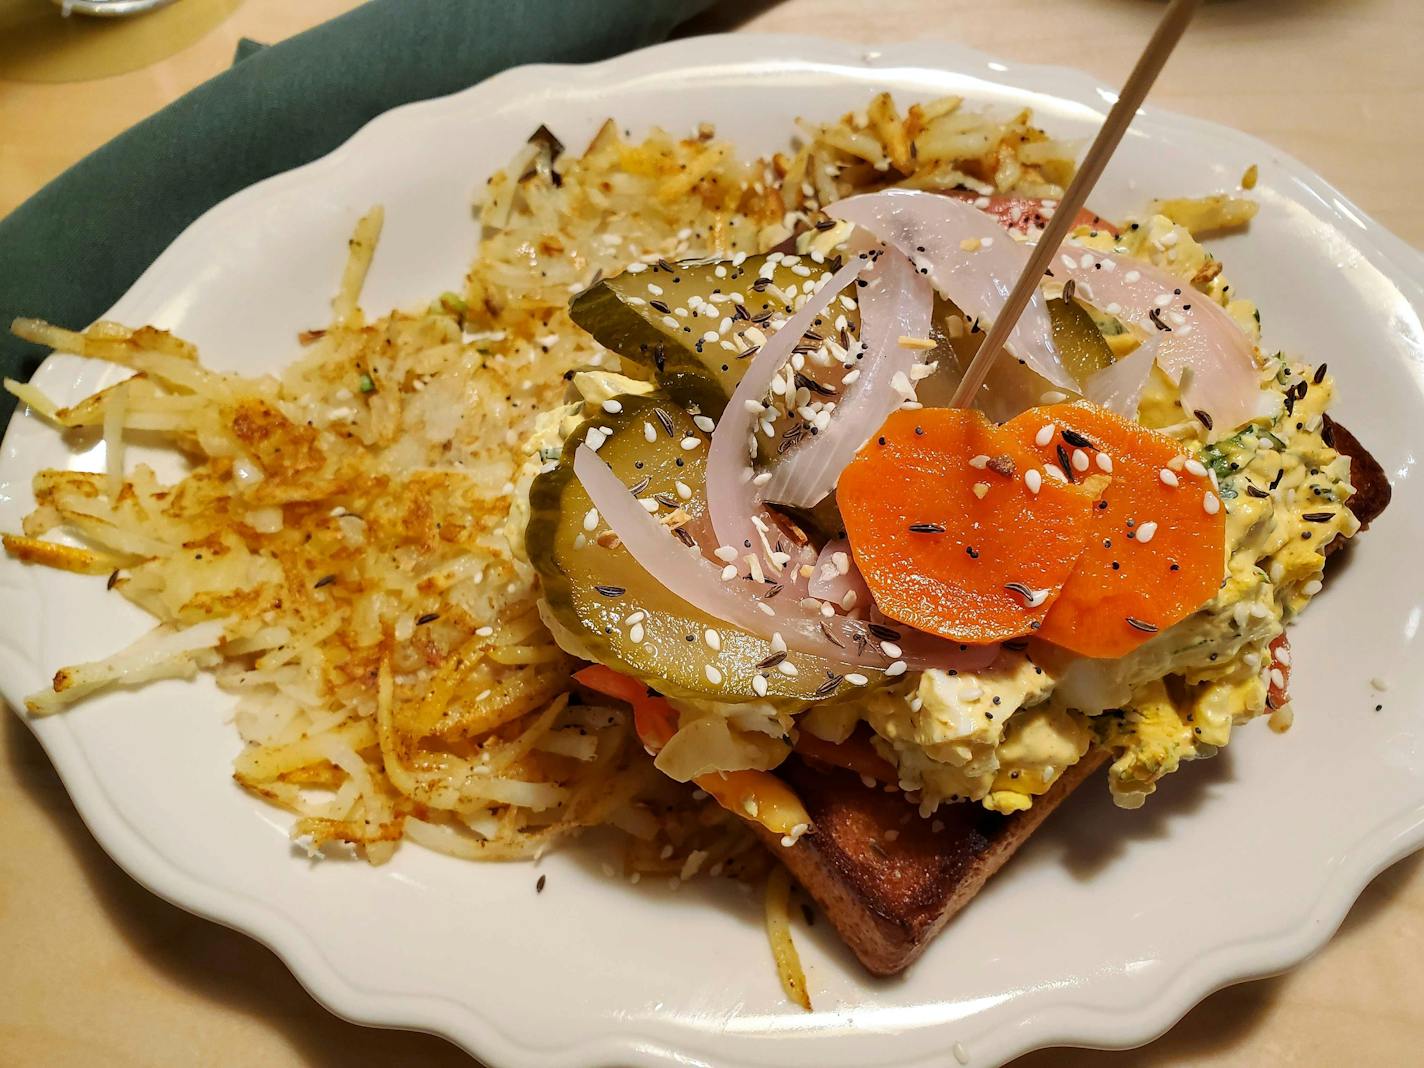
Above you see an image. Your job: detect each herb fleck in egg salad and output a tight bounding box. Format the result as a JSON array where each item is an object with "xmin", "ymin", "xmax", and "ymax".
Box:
[{"xmin": 518, "ymin": 187, "xmax": 1362, "ymax": 838}]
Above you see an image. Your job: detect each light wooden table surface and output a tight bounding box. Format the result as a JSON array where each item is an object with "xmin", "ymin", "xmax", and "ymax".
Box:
[{"xmin": 3, "ymin": 1, "xmax": 1422, "ymax": 1065}]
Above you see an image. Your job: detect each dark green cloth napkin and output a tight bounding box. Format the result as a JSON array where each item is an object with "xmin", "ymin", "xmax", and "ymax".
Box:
[{"xmin": 0, "ymin": 0, "xmax": 715, "ymax": 427}]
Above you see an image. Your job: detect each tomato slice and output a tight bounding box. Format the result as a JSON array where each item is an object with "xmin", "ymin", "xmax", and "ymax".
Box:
[
  {"xmin": 793, "ymin": 730, "xmax": 897, "ymax": 783},
  {"xmin": 1267, "ymin": 634, "xmax": 1291, "ymax": 709},
  {"xmin": 947, "ymin": 191, "xmax": 1119, "ymax": 236}
]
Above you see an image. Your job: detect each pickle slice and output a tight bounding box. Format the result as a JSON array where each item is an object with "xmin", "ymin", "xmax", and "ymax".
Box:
[
  {"xmin": 569, "ymin": 252, "xmax": 846, "ymax": 403},
  {"xmin": 1047, "ymin": 296, "xmax": 1115, "ymax": 381},
  {"xmin": 527, "ymin": 383, "xmax": 881, "ymax": 703}
]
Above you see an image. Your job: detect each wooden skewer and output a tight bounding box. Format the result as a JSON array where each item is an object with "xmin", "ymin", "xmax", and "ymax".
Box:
[{"xmin": 949, "ymin": 0, "xmax": 1204, "ymax": 408}]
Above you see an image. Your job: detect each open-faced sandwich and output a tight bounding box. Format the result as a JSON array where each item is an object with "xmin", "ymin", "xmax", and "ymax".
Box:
[{"xmin": 6, "ymin": 93, "xmax": 1390, "ymax": 1001}]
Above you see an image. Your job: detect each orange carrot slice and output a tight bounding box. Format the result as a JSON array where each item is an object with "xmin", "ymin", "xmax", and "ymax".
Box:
[
  {"xmin": 1005, "ymin": 403, "xmax": 1227, "ymax": 658},
  {"xmin": 836, "ymin": 408, "xmax": 1104, "ymax": 644},
  {"xmin": 574, "ymin": 665, "xmax": 812, "ymax": 836},
  {"xmin": 575, "ymin": 664, "xmax": 675, "ymax": 750}
]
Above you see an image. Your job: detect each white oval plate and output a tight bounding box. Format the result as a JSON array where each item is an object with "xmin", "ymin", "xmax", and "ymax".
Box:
[{"xmin": 2, "ymin": 34, "xmax": 1423, "ymax": 1068}]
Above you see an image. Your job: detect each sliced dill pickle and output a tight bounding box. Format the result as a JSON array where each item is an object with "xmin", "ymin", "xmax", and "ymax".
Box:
[
  {"xmin": 569, "ymin": 252, "xmax": 844, "ymax": 400},
  {"xmin": 527, "ymin": 383, "xmax": 879, "ymax": 704},
  {"xmin": 1047, "ymin": 296, "xmax": 1115, "ymax": 381},
  {"xmin": 919, "ymin": 295, "xmax": 1117, "ymax": 418}
]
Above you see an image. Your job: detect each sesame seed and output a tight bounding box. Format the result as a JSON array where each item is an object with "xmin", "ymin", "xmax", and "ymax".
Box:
[
  {"xmin": 1025, "ymin": 469, "xmax": 1043, "ymax": 495},
  {"xmin": 846, "ymin": 673, "xmax": 869, "ymax": 686},
  {"xmin": 582, "ymin": 508, "xmax": 599, "ymax": 532},
  {"xmin": 1185, "ymin": 458, "xmax": 1208, "ymax": 477},
  {"xmin": 602, "ymin": 400, "xmax": 623, "ymax": 414},
  {"xmin": 885, "ymin": 660, "xmax": 908, "ymax": 677},
  {"xmin": 1071, "ymin": 449, "xmax": 1089, "ymax": 472},
  {"xmin": 1136, "ymin": 521, "xmax": 1158, "ymax": 544},
  {"xmin": 1096, "ymin": 452, "xmax": 1113, "ymax": 474},
  {"xmin": 628, "ymin": 622, "xmax": 645, "ymax": 644},
  {"xmin": 1303, "ymin": 578, "xmax": 1323, "ymax": 595},
  {"xmin": 625, "ymin": 611, "xmax": 645, "ymax": 624},
  {"xmin": 758, "ymin": 603, "xmax": 776, "ymax": 616},
  {"xmin": 714, "ymin": 545, "xmax": 738, "ymax": 562},
  {"xmin": 675, "ymin": 480, "xmax": 692, "ymax": 500},
  {"xmin": 752, "ymin": 674, "xmax": 768, "ymax": 697},
  {"xmin": 693, "ymin": 414, "xmax": 716, "ymax": 433},
  {"xmin": 1034, "ymin": 422, "xmax": 1056, "ymax": 447},
  {"xmin": 640, "ymin": 498, "xmax": 660, "ymax": 513},
  {"xmin": 778, "ymin": 660, "xmax": 799, "ymax": 677},
  {"xmin": 643, "ymin": 422, "xmax": 656, "ymax": 443},
  {"xmin": 705, "ymin": 664, "xmax": 723, "ymax": 685},
  {"xmin": 881, "ymin": 641, "xmax": 902, "ymax": 658},
  {"xmin": 897, "ymin": 335, "xmax": 936, "ymax": 350},
  {"xmin": 1043, "ymin": 465, "xmax": 1067, "ymax": 484},
  {"xmin": 680, "ymin": 436, "xmax": 701, "ymax": 451},
  {"xmin": 1203, "ymin": 491, "xmax": 1221, "ymax": 515},
  {"xmin": 1160, "ymin": 468, "xmax": 1180, "ymax": 487}
]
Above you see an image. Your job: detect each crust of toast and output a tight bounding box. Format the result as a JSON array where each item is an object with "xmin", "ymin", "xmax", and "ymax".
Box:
[
  {"xmin": 1326, "ymin": 417, "xmax": 1391, "ymax": 540},
  {"xmin": 758, "ymin": 749, "xmax": 1106, "ymax": 976}
]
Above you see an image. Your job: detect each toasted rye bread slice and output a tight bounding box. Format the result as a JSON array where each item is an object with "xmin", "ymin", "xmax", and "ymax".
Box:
[
  {"xmin": 757, "ymin": 421, "xmax": 1388, "ymax": 976},
  {"xmin": 1326, "ymin": 417, "xmax": 1392, "ymax": 542},
  {"xmin": 756, "ymin": 750, "xmax": 1107, "ymax": 976}
]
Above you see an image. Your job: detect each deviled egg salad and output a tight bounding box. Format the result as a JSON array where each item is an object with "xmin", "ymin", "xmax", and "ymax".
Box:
[{"xmin": 517, "ymin": 102, "xmax": 1360, "ymax": 831}]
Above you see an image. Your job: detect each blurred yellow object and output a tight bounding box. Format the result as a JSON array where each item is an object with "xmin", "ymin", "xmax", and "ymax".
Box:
[{"xmin": 0, "ymin": 0, "xmax": 241, "ymax": 83}]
